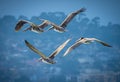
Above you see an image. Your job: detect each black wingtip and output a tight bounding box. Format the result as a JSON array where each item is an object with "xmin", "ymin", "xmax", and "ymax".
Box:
[
  {"xmin": 80, "ymin": 7, "xmax": 86, "ymax": 12},
  {"xmin": 103, "ymin": 42, "xmax": 112, "ymax": 47},
  {"xmin": 108, "ymin": 45, "xmax": 112, "ymax": 47},
  {"xmin": 24, "ymin": 40, "xmax": 28, "ymax": 44}
]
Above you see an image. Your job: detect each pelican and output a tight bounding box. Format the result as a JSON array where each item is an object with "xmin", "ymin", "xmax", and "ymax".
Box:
[
  {"xmin": 47, "ymin": 8, "xmax": 86, "ymax": 33},
  {"xmin": 25, "ymin": 39, "xmax": 71, "ymax": 64},
  {"xmin": 15, "ymin": 19, "xmax": 51, "ymax": 34},
  {"xmin": 63, "ymin": 37, "xmax": 112, "ymax": 56}
]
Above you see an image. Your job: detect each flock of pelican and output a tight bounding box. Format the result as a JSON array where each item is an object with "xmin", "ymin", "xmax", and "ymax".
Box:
[{"xmin": 15, "ymin": 8, "xmax": 112, "ymax": 64}]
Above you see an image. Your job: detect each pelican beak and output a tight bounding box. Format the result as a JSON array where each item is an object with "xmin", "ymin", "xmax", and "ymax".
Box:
[
  {"xmin": 64, "ymin": 29, "xmax": 68, "ymax": 32},
  {"xmin": 52, "ymin": 61, "xmax": 56, "ymax": 64},
  {"xmin": 37, "ymin": 18, "xmax": 45, "ymax": 22},
  {"xmin": 23, "ymin": 29, "xmax": 29, "ymax": 32},
  {"xmin": 36, "ymin": 58, "xmax": 42, "ymax": 62}
]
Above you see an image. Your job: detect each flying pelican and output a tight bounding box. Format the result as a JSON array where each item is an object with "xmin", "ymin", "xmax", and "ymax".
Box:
[
  {"xmin": 25, "ymin": 39, "xmax": 71, "ymax": 64},
  {"xmin": 63, "ymin": 37, "xmax": 112, "ymax": 56},
  {"xmin": 15, "ymin": 19, "xmax": 51, "ymax": 34},
  {"xmin": 47, "ymin": 8, "xmax": 86, "ymax": 33}
]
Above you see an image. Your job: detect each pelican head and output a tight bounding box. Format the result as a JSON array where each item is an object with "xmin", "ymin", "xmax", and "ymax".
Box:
[
  {"xmin": 76, "ymin": 37, "xmax": 84, "ymax": 42},
  {"xmin": 37, "ymin": 58, "xmax": 56, "ymax": 64},
  {"xmin": 37, "ymin": 18, "xmax": 47, "ymax": 22},
  {"xmin": 42, "ymin": 58, "xmax": 56, "ymax": 64},
  {"xmin": 39, "ymin": 19, "xmax": 45, "ymax": 22},
  {"xmin": 37, "ymin": 58, "xmax": 42, "ymax": 62},
  {"xmin": 80, "ymin": 37, "xmax": 84, "ymax": 40}
]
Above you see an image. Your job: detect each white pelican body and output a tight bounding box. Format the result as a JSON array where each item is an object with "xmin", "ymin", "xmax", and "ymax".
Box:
[
  {"xmin": 47, "ymin": 8, "xmax": 86, "ymax": 33},
  {"xmin": 25, "ymin": 39, "xmax": 71, "ymax": 64},
  {"xmin": 63, "ymin": 37, "xmax": 112, "ymax": 56},
  {"xmin": 15, "ymin": 19, "xmax": 51, "ymax": 34}
]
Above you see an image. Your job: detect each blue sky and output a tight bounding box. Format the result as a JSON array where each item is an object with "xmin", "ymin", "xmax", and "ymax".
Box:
[{"xmin": 0, "ymin": 0, "xmax": 120, "ymax": 24}]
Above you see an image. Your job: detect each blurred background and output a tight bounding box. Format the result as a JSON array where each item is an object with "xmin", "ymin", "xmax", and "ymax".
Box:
[{"xmin": 0, "ymin": 0, "xmax": 120, "ymax": 82}]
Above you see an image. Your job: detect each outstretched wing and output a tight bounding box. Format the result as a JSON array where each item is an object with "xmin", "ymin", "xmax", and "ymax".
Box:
[
  {"xmin": 63, "ymin": 41, "xmax": 83, "ymax": 56},
  {"xmin": 60, "ymin": 8, "xmax": 86, "ymax": 28},
  {"xmin": 49, "ymin": 38, "xmax": 71, "ymax": 59},
  {"xmin": 94, "ymin": 38, "xmax": 112, "ymax": 47},
  {"xmin": 25, "ymin": 40, "xmax": 47, "ymax": 59},
  {"xmin": 38, "ymin": 19, "xmax": 63, "ymax": 31},
  {"xmin": 38, "ymin": 20, "xmax": 52, "ymax": 29},
  {"xmin": 38, "ymin": 22, "xmax": 49, "ymax": 29},
  {"xmin": 15, "ymin": 20, "xmax": 28, "ymax": 31}
]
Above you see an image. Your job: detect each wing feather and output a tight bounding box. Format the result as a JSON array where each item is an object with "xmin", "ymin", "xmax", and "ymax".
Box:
[
  {"xmin": 60, "ymin": 8, "xmax": 86, "ymax": 28},
  {"xmin": 15, "ymin": 20, "xmax": 28, "ymax": 31},
  {"xmin": 94, "ymin": 38, "xmax": 112, "ymax": 47},
  {"xmin": 49, "ymin": 38, "xmax": 71, "ymax": 59},
  {"xmin": 25, "ymin": 40, "xmax": 47, "ymax": 59},
  {"xmin": 38, "ymin": 20, "xmax": 52, "ymax": 29},
  {"xmin": 63, "ymin": 41, "xmax": 83, "ymax": 56}
]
